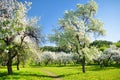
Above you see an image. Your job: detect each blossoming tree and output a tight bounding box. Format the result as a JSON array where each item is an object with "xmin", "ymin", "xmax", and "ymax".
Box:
[
  {"xmin": 0, "ymin": 0, "xmax": 42, "ymax": 74},
  {"xmin": 50, "ymin": 0, "xmax": 105, "ymax": 73}
]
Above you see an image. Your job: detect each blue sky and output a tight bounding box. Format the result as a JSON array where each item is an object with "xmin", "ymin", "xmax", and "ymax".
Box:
[{"xmin": 26, "ymin": 0, "xmax": 120, "ymax": 45}]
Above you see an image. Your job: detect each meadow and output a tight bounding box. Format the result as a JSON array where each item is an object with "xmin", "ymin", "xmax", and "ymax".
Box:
[{"xmin": 0, "ymin": 65, "xmax": 120, "ymax": 80}]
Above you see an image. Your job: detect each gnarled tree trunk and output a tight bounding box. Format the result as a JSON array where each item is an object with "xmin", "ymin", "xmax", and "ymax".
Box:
[{"xmin": 7, "ymin": 52, "xmax": 13, "ymax": 75}]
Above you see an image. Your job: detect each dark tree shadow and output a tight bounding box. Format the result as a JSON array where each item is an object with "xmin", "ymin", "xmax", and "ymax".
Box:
[
  {"xmin": 86, "ymin": 64, "xmax": 120, "ymax": 71},
  {"xmin": 0, "ymin": 72, "xmax": 8, "ymax": 77},
  {"xmin": 0, "ymin": 71, "xmax": 80, "ymax": 80}
]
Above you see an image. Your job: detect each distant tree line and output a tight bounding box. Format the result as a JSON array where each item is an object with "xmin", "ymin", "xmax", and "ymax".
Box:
[
  {"xmin": 40, "ymin": 46, "xmax": 70, "ymax": 53},
  {"xmin": 41, "ymin": 40, "xmax": 120, "ymax": 52}
]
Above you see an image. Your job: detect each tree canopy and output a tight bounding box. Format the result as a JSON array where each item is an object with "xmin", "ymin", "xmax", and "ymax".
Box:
[
  {"xmin": 49, "ymin": 0, "xmax": 106, "ymax": 73},
  {"xmin": 0, "ymin": 0, "xmax": 42, "ymax": 74}
]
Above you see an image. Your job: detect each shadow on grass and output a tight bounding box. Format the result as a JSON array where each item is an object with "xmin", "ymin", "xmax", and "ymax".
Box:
[
  {"xmin": 65, "ymin": 64, "xmax": 120, "ymax": 71},
  {"xmin": 0, "ymin": 72, "xmax": 8, "ymax": 77},
  {"xmin": 31, "ymin": 64, "xmax": 81, "ymax": 68},
  {"xmin": 87, "ymin": 65, "xmax": 120, "ymax": 71},
  {"xmin": 0, "ymin": 71, "xmax": 80, "ymax": 79},
  {"xmin": 0, "ymin": 72, "xmax": 61, "ymax": 79}
]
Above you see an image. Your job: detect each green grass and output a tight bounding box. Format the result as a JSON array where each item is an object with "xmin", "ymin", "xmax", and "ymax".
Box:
[
  {"xmin": 42, "ymin": 65, "xmax": 120, "ymax": 80},
  {"xmin": 0, "ymin": 65, "xmax": 120, "ymax": 80},
  {"xmin": 0, "ymin": 67, "xmax": 53, "ymax": 80}
]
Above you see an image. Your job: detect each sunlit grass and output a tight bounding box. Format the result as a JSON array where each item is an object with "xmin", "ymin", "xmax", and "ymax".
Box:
[
  {"xmin": 0, "ymin": 65, "xmax": 120, "ymax": 80},
  {"xmin": 0, "ymin": 66, "xmax": 53, "ymax": 80},
  {"xmin": 43, "ymin": 65, "xmax": 120, "ymax": 80}
]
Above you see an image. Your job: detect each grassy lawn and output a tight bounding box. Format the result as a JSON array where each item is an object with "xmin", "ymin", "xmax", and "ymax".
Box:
[
  {"xmin": 0, "ymin": 65, "xmax": 120, "ymax": 80},
  {"xmin": 42, "ymin": 65, "xmax": 120, "ymax": 80},
  {"xmin": 0, "ymin": 66, "xmax": 53, "ymax": 80}
]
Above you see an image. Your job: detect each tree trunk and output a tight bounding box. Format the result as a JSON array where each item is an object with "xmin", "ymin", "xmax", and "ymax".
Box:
[
  {"xmin": 105, "ymin": 54, "xmax": 113, "ymax": 66},
  {"xmin": 7, "ymin": 52, "xmax": 13, "ymax": 75},
  {"xmin": 22, "ymin": 60, "xmax": 25, "ymax": 68},
  {"xmin": 17, "ymin": 55, "xmax": 20, "ymax": 70},
  {"xmin": 82, "ymin": 53, "xmax": 86, "ymax": 73}
]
